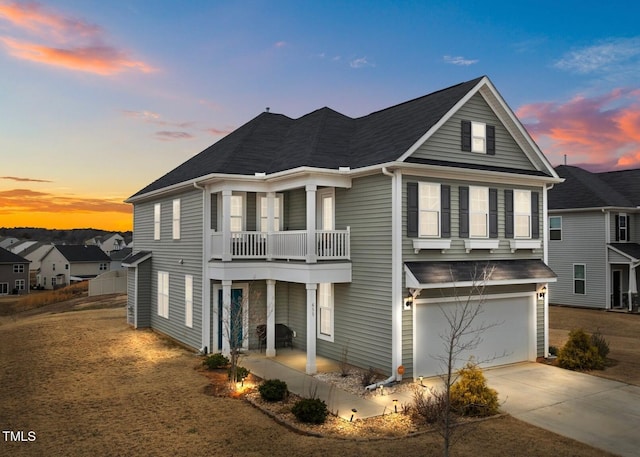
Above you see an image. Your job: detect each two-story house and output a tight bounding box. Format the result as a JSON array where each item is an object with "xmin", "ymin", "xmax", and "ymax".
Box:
[
  {"xmin": 124, "ymin": 76, "xmax": 561, "ymax": 379},
  {"xmin": 39, "ymin": 245, "xmax": 111, "ymax": 289},
  {"xmin": 548, "ymin": 165, "xmax": 640, "ymax": 312},
  {"xmin": 0, "ymin": 247, "xmax": 30, "ymax": 295},
  {"xmin": 85, "ymin": 233, "xmax": 126, "ymax": 254}
]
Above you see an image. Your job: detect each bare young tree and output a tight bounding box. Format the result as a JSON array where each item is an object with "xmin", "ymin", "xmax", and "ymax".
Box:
[{"xmin": 431, "ymin": 264, "xmax": 504, "ymax": 457}]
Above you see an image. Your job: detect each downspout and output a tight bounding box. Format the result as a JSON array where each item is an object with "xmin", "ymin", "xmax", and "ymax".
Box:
[
  {"xmin": 543, "ymin": 183, "xmax": 552, "ymax": 357},
  {"xmin": 603, "ymin": 208, "xmax": 611, "ymax": 310},
  {"xmin": 381, "ymin": 166, "xmax": 403, "ymax": 382},
  {"xmin": 194, "ymin": 182, "xmax": 209, "ymax": 354}
]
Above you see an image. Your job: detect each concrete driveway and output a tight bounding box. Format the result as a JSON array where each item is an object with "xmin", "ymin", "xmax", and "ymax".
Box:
[{"xmin": 484, "ymin": 363, "xmax": 640, "ymax": 457}]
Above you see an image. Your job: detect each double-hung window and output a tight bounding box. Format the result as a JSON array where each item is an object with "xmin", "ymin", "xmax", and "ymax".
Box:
[
  {"xmin": 258, "ymin": 194, "xmax": 283, "ymax": 232},
  {"xmin": 514, "ymin": 190, "xmax": 532, "ymax": 238},
  {"xmin": 230, "ymin": 195, "xmax": 244, "ymax": 232},
  {"xmin": 13, "ymin": 264, "xmax": 24, "ymax": 273},
  {"xmin": 549, "ymin": 216, "xmax": 562, "ymax": 240},
  {"xmin": 469, "ymin": 186, "xmax": 489, "ymax": 238},
  {"xmin": 157, "ymin": 271, "xmax": 169, "ymax": 318},
  {"xmin": 172, "ymin": 199, "xmax": 181, "ymax": 239},
  {"xmin": 15, "ymin": 279, "xmax": 25, "ymax": 291},
  {"xmin": 418, "ymin": 183, "xmax": 440, "ymax": 237},
  {"xmin": 185, "ymin": 275, "xmax": 193, "ymax": 328},
  {"xmin": 317, "ymin": 283, "xmax": 334, "ymax": 342},
  {"xmin": 617, "ymin": 213, "xmax": 629, "ymax": 241},
  {"xmin": 573, "ymin": 264, "xmax": 586, "ymax": 295},
  {"xmin": 154, "ymin": 203, "xmax": 161, "ymax": 240},
  {"xmin": 461, "ymin": 120, "xmax": 495, "ymax": 154}
]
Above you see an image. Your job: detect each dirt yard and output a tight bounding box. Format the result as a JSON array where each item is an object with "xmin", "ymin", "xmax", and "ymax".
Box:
[{"xmin": 0, "ymin": 296, "xmax": 623, "ymax": 457}]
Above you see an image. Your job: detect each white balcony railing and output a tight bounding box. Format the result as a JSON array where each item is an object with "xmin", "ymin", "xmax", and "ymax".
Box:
[{"xmin": 211, "ymin": 228, "xmax": 350, "ymax": 262}]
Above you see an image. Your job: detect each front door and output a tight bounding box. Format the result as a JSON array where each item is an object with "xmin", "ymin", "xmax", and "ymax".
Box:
[
  {"xmin": 218, "ymin": 288, "xmax": 244, "ymax": 350},
  {"xmin": 612, "ymin": 270, "xmax": 622, "ymax": 308},
  {"xmin": 0, "ymin": 283, "xmax": 8, "ymax": 295}
]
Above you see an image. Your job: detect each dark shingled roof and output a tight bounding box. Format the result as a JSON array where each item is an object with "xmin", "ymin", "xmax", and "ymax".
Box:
[
  {"xmin": 405, "ymin": 259, "xmax": 556, "ymax": 286},
  {"xmin": 56, "ymin": 245, "xmax": 110, "ymax": 262},
  {"xmin": 549, "ymin": 165, "xmax": 637, "ymax": 209},
  {"xmin": 0, "ymin": 247, "xmax": 30, "ymax": 264},
  {"xmin": 131, "ymin": 77, "xmax": 487, "ymax": 198},
  {"xmin": 121, "ymin": 250, "xmax": 152, "ymax": 266},
  {"xmin": 609, "ymin": 243, "xmax": 640, "ymax": 261}
]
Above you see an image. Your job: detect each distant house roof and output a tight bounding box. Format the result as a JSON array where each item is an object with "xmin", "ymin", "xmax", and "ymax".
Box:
[
  {"xmin": 55, "ymin": 245, "xmax": 111, "ymax": 262},
  {"xmin": 130, "ymin": 76, "xmax": 554, "ymax": 200},
  {"xmin": 110, "ymin": 247, "xmax": 132, "ymax": 261},
  {"xmin": 405, "ymin": 259, "xmax": 557, "ymax": 289},
  {"xmin": 0, "ymin": 247, "xmax": 30, "ymax": 264},
  {"xmin": 550, "ymin": 165, "xmax": 640, "ymax": 210},
  {"xmin": 121, "ymin": 251, "xmax": 152, "ymax": 267}
]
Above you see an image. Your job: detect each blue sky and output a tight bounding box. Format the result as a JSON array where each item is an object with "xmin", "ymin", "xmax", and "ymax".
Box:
[{"xmin": 1, "ymin": 0, "xmax": 640, "ymax": 230}]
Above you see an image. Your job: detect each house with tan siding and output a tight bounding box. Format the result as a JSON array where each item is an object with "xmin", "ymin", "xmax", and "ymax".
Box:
[{"xmin": 124, "ymin": 76, "xmax": 561, "ymax": 379}]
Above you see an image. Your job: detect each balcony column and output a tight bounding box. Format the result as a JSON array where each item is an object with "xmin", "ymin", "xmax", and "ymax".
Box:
[
  {"xmin": 266, "ymin": 279, "xmax": 276, "ymax": 357},
  {"xmin": 628, "ymin": 267, "xmax": 637, "ymax": 312},
  {"xmin": 306, "ymin": 185, "xmax": 317, "ymax": 263},
  {"xmin": 267, "ymin": 192, "xmax": 275, "ymax": 260},
  {"xmin": 221, "ymin": 280, "xmax": 232, "ymax": 355},
  {"xmin": 221, "ymin": 190, "xmax": 232, "ymax": 261},
  {"xmin": 305, "ymin": 283, "xmax": 317, "ymax": 374}
]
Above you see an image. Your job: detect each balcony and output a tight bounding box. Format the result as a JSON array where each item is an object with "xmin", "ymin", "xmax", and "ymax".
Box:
[{"xmin": 211, "ymin": 228, "xmax": 350, "ymax": 262}]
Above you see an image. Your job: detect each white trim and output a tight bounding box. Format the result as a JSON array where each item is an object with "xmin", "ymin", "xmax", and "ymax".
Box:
[
  {"xmin": 391, "ymin": 169, "xmax": 403, "ymax": 380},
  {"xmin": 157, "ymin": 271, "xmax": 169, "ymax": 319},
  {"xmin": 316, "ymin": 188, "xmax": 335, "ymax": 230},
  {"xmin": 153, "ymin": 203, "xmax": 161, "ymax": 240},
  {"xmin": 413, "ymin": 239, "xmax": 451, "ymax": 253},
  {"xmin": 464, "ymin": 239, "xmax": 499, "ymax": 253},
  {"xmin": 185, "ymin": 274, "xmax": 193, "ymax": 328},
  {"xmin": 509, "ymin": 239, "xmax": 541, "ymax": 253},
  {"xmin": 317, "ymin": 283, "xmax": 334, "ymax": 342},
  {"xmin": 573, "ymin": 263, "xmax": 587, "ymax": 295},
  {"xmin": 172, "ymin": 198, "xmax": 181, "ymax": 240},
  {"xmin": 414, "ymin": 290, "xmax": 533, "ymax": 305}
]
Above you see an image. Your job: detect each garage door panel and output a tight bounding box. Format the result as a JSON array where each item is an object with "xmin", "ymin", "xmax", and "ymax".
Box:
[{"xmin": 415, "ymin": 296, "xmax": 532, "ymax": 378}]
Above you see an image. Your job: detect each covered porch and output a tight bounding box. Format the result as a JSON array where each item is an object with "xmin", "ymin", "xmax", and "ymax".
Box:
[{"xmin": 608, "ymin": 244, "xmax": 640, "ymax": 312}]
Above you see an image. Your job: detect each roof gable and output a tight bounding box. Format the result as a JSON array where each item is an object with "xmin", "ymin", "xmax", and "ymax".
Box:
[{"xmin": 0, "ymin": 247, "xmax": 30, "ymax": 264}]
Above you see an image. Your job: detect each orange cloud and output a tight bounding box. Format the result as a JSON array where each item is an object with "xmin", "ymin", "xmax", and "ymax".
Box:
[
  {"xmin": 517, "ymin": 88, "xmax": 640, "ymax": 171},
  {"xmin": 0, "ymin": 2, "xmax": 155, "ymax": 75},
  {"xmin": 1, "ymin": 175, "xmax": 51, "ymax": 183},
  {"xmin": 0, "ymin": 188, "xmax": 132, "ymax": 231}
]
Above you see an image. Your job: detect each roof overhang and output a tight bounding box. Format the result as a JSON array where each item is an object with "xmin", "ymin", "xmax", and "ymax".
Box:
[
  {"xmin": 404, "ymin": 259, "xmax": 557, "ymax": 290},
  {"xmin": 122, "ymin": 251, "xmax": 152, "ymax": 267}
]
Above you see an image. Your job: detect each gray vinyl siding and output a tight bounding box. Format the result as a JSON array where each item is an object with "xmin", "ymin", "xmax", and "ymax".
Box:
[
  {"xmin": 536, "ymin": 297, "xmax": 544, "ymax": 357},
  {"xmin": 547, "ymin": 211, "xmax": 607, "ymax": 308},
  {"xmin": 287, "ymin": 282, "xmax": 307, "ymax": 350},
  {"xmin": 403, "ymin": 176, "xmax": 544, "ymax": 261},
  {"xmin": 136, "ymin": 260, "xmax": 152, "ymax": 328},
  {"xmin": 609, "ymin": 250, "xmax": 630, "ymax": 263},
  {"xmin": 411, "ymin": 93, "xmax": 536, "ymax": 171},
  {"xmin": 316, "ymin": 173, "xmax": 392, "ymax": 375},
  {"xmin": 126, "ymin": 267, "xmax": 136, "ymax": 325},
  {"xmin": 285, "ymin": 188, "xmax": 306, "ymax": 230},
  {"xmin": 133, "ymin": 189, "xmax": 204, "ymax": 349}
]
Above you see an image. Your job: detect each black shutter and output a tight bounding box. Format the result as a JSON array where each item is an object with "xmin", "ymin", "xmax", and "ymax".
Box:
[
  {"xmin": 461, "ymin": 120, "xmax": 471, "ymax": 152},
  {"xmin": 627, "ymin": 217, "xmax": 631, "ymax": 241},
  {"xmin": 407, "ymin": 182, "xmax": 418, "ymax": 237},
  {"xmin": 459, "ymin": 186, "xmax": 469, "ymax": 238},
  {"xmin": 505, "ymin": 189, "xmax": 514, "ymax": 239},
  {"xmin": 441, "ymin": 185, "xmax": 451, "ymax": 238},
  {"xmin": 486, "ymin": 125, "xmax": 496, "ymax": 155},
  {"xmin": 531, "ymin": 191, "xmax": 540, "ymax": 239},
  {"xmin": 614, "ymin": 215, "xmax": 620, "ymax": 241},
  {"xmin": 489, "ymin": 188, "xmax": 498, "ymax": 238}
]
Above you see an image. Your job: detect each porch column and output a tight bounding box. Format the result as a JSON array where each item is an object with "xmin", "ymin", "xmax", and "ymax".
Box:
[
  {"xmin": 221, "ymin": 280, "xmax": 232, "ymax": 355},
  {"xmin": 221, "ymin": 190, "xmax": 232, "ymax": 261},
  {"xmin": 628, "ymin": 266, "xmax": 637, "ymax": 312},
  {"xmin": 306, "ymin": 283, "xmax": 317, "ymax": 374},
  {"xmin": 306, "ymin": 185, "xmax": 317, "ymax": 263},
  {"xmin": 266, "ymin": 279, "xmax": 276, "ymax": 357},
  {"xmin": 266, "ymin": 192, "xmax": 275, "ymax": 260}
]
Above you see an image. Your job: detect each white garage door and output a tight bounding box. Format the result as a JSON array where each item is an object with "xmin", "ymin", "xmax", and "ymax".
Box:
[{"xmin": 414, "ymin": 295, "xmax": 534, "ymax": 378}]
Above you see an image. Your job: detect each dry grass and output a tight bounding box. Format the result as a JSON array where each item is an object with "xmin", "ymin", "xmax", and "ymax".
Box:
[{"xmin": 0, "ymin": 297, "xmax": 619, "ymax": 457}]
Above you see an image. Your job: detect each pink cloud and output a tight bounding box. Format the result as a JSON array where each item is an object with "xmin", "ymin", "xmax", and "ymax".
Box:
[
  {"xmin": 0, "ymin": 2, "xmax": 155, "ymax": 75},
  {"xmin": 517, "ymin": 88, "xmax": 640, "ymax": 171},
  {"xmin": 155, "ymin": 131, "xmax": 194, "ymax": 141},
  {"xmin": 205, "ymin": 126, "xmax": 234, "ymax": 136}
]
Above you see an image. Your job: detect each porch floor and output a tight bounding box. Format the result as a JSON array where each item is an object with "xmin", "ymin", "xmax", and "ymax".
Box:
[{"xmin": 241, "ymin": 349, "xmax": 417, "ymax": 419}]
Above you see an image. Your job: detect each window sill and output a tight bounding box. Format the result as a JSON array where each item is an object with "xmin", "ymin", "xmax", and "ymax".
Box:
[
  {"xmin": 464, "ymin": 239, "xmax": 499, "ymax": 253},
  {"xmin": 509, "ymin": 239, "xmax": 541, "ymax": 253},
  {"xmin": 413, "ymin": 239, "xmax": 452, "ymax": 253}
]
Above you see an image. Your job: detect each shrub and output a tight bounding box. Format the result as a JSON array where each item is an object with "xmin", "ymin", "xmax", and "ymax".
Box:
[
  {"xmin": 450, "ymin": 362, "xmax": 499, "ymax": 417},
  {"xmin": 202, "ymin": 353, "xmax": 229, "ymax": 370},
  {"xmin": 412, "ymin": 386, "xmax": 448, "ymax": 424},
  {"xmin": 291, "ymin": 397, "xmax": 328, "ymax": 424},
  {"xmin": 258, "ymin": 379, "xmax": 288, "ymax": 402},
  {"xmin": 359, "ymin": 367, "xmax": 382, "ymax": 387},
  {"xmin": 228, "ymin": 365, "xmax": 249, "ymax": 381},
  {"xmin": 548, "ymin": 345, "xmax": 558, "ymax": 356},
  {"xmin": 557, "ymin": 328, "xmax": 604, "ymax": 371},
  {"xmin": 590, "ymin": 329, "xmax": 610, "ymax": 360}
]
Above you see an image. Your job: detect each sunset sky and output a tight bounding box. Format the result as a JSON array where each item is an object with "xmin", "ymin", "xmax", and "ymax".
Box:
[{"xmin": 1, "ymin": 1, "xmax": 640, "ymax": 232}]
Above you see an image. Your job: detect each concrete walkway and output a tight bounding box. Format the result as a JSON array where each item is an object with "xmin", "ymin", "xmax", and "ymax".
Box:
[{"xmin": 243, "ymin": 352, "xmax": 640, "ymax": 457}]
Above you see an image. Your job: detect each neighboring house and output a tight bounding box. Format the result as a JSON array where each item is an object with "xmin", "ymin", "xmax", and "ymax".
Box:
[
  {"xmin": 124, "ymin": 76, "xmax": 561, "ymax": 379},
  {"xmin": 7, "ymin": 240, "xmax": 38, "ymax": 255},
  {"xmin": 0, "ymin": 247, "xmax": 30, "ymax": 295},
  {"xmin": 0, "ymin": 236, "xmax": 19, "ymax": 250},
  {"xmin": 85, "ymin": 233, "xmax": 126, "ymax": 254},
  {"xmin": 109, "ymin": 247, "xmax": 133, "ymax": 270},
  {"xmin": 548, "ymin": 165, "xmax": 640, "ymax": 311},
  {"xmin": 39, "ymin": 245, "xmax": 111, "ymax": 289},
  {"xmin": 18, "ymin": 242, "xmax": 54, "ymax": 288}
]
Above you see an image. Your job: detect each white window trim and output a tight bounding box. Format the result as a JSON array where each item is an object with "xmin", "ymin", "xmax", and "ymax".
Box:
[
  {"xmin": 514, "ymin": 189, "xmax": 532, "ymax": 239},
  {"xmin": 549, "ymin": 216, "xmax": 562, "ymax": 241},
  {"xmin": 185, "ymin": 275, "xmax": 193, "ymax": 328},
  {"xmin": 573, "ymin": 263, "xmax": 586, "ymax": 295},
  {"xmin": 317, "ymin": 188, "xmax": 335, "ymax": 231},
  {"xmin": 154, "ymin": 203, "xmax": 161, "ymax": 240},
  {"xmin": 229, "ymin": 192, "xmax": 246, "ymax": 232},
  {"xmin": 257, "ymin": 193, "xmax": 284, "ymax": 232},
  {"xmin": 13, "ymin": 264, "xmax": 24, "ymax": 273},
  {"xmin": 158, "ymin": 271, "xmax": 169, "ymax": 318},
  {"xmin": 471, "ymin": 121, "xmax": 486, "ymax": 153},
  {"xmin": 469, "ymin": 186, "xmax": 489, "ymax": 238},
  {"xmin": 172, "ymin": 198, "xmax": 181, "ymax": 240},
  {"xmin": 317, "ymin": 283, "xmax": 334, "ymax": 342},
  {"xmin": 418, "ymin": 182, "xmax": 440, "ymax": 238},
  {"xmin": 618, "ymin": 213, "xmax": 628, "ymax": 241},
  {"xmin": 15, "ymin": 279, "xmax": 25, "ymax": 290}
]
